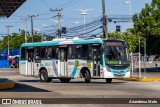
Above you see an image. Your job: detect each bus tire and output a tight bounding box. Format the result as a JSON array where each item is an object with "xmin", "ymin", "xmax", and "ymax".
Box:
[
  {"xmin": 40, "ymin": 69, "xmax": 52, "ymax": 82},
  {"xmin": 105, "ymin": 78, "xmax": 112, "ymax": 83},
  {"xmin": 60, "ymin": 78, "xmax": 71, "ymax": 83},
  {"xmin": 84, "ymin": 70, "xmax": 91, "ymax": 83}
]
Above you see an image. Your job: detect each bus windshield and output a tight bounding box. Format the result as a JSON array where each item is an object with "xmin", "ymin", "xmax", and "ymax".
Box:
[{"xmin": 104, "ymin": 45, "xmax": 129, "ymax": 65}]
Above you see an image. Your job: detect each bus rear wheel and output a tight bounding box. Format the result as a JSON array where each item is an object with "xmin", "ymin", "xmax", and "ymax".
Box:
[
  {"xmin": 105, "ymin": 78, "xmax": 112, "ymax": 83},
  {"xmin": 40, "ymin": 69, "xmax": 52, "ymax": 82},
  {"xmin": 60, "ymin": 78, "xmax": 71, "ymax": 83},
  {"xmin": 84, "ymin": 70, "xmax": 91, "ymax": 83}
]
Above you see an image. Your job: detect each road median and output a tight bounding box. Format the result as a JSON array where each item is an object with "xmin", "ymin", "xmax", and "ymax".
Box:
[{"xmin": 0, "ymin": 78, "xmax": 15, "ymax": 90}]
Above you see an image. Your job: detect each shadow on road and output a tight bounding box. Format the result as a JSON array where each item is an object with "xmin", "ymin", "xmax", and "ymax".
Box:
[
  {"xmin": 18, "ymin": 79, "xmax": 127, "ymax": 84},
  {"xmin": 18, "ymin": 80, "xmax": 40, "ymax": 82},
  {"xmin": 51, "ymin": 80, "xmax": 126, "ymax": 84},
  {"xmin": 1, "ymin": 83, "xmax": 51, "ymax": 92}
]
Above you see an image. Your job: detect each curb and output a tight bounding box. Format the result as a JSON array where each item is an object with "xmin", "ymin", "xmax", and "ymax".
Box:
[
  {"xmin": 117, "ymin": 78, "xmax": 160, "ymax": 82},
  {"xmin": 0, "ymin": 80, "xmax": 15, "ymax": 90}
]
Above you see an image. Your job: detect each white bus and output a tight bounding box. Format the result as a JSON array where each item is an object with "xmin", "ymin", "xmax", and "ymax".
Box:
[{"xmin": 19, "ymin": 37, "xmax": 130, "ymax": 83}]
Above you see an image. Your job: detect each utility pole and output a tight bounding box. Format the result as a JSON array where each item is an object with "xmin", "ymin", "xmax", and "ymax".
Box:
[
  {"xmin": 28, "ymin": 15, "xmax": 38, "ymax": 42},
  {"xmin": 129, "ymin": 0, "xmax": 132, "ymax": 28},
  {"xmin": 144, "ymin": 38, "xmax": 146, "ymax": 78},
  {"xmin": 21, "ymin": 18, "xmax": 28, "ymax": 43},
  {"xmin": 138, "ymin": 35, "xmax": 141, "ymax": 78},
  {"xmin": 102, "ymin": 0, "xmax": 108, "ymax": 38},
  {"xmin": 5, "ymin": 25, "xmax": 13, "ymax": 56},
  {"xmin": 50, "ymin": 8, "xmax": 63, "ymax": 38}
]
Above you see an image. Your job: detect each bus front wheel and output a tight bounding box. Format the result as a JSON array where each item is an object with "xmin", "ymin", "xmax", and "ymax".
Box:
[
  {"xmin": 40, "ymin": 69, "xmax": 52, "ymax": 82},
  {"xmin": 105, "ymin": 78, "xmax": 112, "ymax": 83},
  {"xmin": 84, "ymin": 70, "xmax": 91, "ymax": 83},
  {"xmin": 60, "ymin": 78, "xmax": 71, "ymax": 83}
]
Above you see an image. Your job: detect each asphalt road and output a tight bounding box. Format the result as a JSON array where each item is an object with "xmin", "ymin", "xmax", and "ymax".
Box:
[{"xmin": 0, "ymin": 69, "xmax": 160, "ymax": 107}]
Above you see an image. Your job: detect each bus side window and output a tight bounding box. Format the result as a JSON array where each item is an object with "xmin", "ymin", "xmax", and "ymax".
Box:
[
  {"xmin": 82, "ymin": 45, "xmax": 88, "ymax": 59},
  {"xmin": 75, "ymin": 45, "xmax": 82, "ymax": 58},
  {"xmin": 35, "ymin": 47, "xmax": 39, "ymax": 59},
  {"xmin": 68, "ymin": 45, "xmax": 75, "ymax": 58},
  {"xmin": 40, "ymin": 47, "xmax": 46, "ymax": 59},
  {"xmin": 51, "ymin": 47, "xmax": 59, "ymax": 59},
  {"xmin": 88, "ymin": 46, "xmax": 92, "ymax": 60},
  {"xmin": 48, "ymin": 47, "xmax": 52, "ymax": 58},
  {"xmin": 56, "ymin": 48, "xmax": 60, "ymax": 59},
  {"xmin": 21, "ymin": 47, "xmax": 26, "ymax": 60}
]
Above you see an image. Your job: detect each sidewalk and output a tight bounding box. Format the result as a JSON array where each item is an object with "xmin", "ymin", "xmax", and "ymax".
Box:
[{"xmin": 118, "ymin": 77, "xmax": 160, "ymax": 82}]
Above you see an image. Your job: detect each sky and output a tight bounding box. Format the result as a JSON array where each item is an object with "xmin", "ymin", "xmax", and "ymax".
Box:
[{"xmin": 0, "ymin": 0, "xmax": 152, "ymax": 38}]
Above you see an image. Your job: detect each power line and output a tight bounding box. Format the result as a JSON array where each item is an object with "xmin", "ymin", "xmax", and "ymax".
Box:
[{"xmin": 40, "ymin": 0, "xmax": 51, "ymax": 9}]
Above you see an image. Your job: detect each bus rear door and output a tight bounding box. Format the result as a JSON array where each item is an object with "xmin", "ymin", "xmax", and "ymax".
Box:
[
  {"xmin": 26, "ymin": 48, "xmax": 34, "ymax": 76},
  {"xmin": 59, "ymin": 46, "xmax": 68, "ymax": 77},
  {"xmin": 92, "ymin": 44, "xmax": 101, "ymax": 77}
]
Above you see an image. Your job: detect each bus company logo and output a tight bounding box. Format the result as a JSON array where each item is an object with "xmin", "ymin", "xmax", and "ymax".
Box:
[
  {"xmin": 68, "ymin": 62, "xmax": 74, "ymax": 65},
  {"xmin": 80, "ymin": 63, "xmax": 86, "ymax": 66},
  {"xmin": 2, "ymin": 99, "xmax": 11, "ymax": 104}
]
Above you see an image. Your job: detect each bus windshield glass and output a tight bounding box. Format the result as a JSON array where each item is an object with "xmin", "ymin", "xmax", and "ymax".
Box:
[{"xmin": 104, "ymin": 40, "xmax": 129, "ymax": 65}]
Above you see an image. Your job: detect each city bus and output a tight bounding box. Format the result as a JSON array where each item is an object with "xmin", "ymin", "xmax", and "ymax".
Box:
[{"xmin": 19, "ymin": 37, "xmax": 130, "ymax": 83}]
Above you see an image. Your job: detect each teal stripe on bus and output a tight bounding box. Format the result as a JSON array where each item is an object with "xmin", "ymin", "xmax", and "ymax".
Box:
[
  {"xmin": 73, "ymin": 39, "xmax": 103, "ymax": 44},
  {"xmin": 21, "ymin": 41, "xmax": 60, "ymax": 47}
]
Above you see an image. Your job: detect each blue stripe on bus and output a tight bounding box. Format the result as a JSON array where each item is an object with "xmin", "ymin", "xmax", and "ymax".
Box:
[
  {"xmin": 71, "ymin": 64, "xmax": 78, "ymax": 77},
  {"xmin": 71, "ymin": 60, "xmax": 78, "ymax": 77}
]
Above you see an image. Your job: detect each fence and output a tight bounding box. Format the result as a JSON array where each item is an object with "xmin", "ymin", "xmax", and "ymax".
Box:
[
  {"xmin": 131, "ymin": 53, "xmax": 160, "ymax": 78},
  {"xmin": 0, "ymin": 49, "xmax": 20, "ymax": 68},
  {"xmin": 0, "ymin": 60, "xmax": 9, "ymax": 68}
]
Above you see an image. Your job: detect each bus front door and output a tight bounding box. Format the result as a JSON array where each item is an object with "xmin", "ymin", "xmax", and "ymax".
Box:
[
  {"xmin": 60, "ymin": 48, "xmax": 68, "ymax": 77},
  {"xmin": 26, "ymin": 48, "xmax": 34, "ymax": 76},
  {"xmin": 92, "ymin": 46, "xmax": 100, "ymax": 77}
]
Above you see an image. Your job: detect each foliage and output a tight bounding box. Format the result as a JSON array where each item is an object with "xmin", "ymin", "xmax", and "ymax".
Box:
[
  {"xmin": 0, "ymin": 30, "xmax": 41, "ymax": 50},
  {"xmin": 132, "ymin": 0, "xmax": 160, "ymax": 54},
  {"xmin": 101, "ymin": 31, "xmax": 142, "ymax": 53}
]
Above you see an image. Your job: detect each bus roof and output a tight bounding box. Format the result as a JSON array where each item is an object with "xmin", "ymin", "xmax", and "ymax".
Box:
[
  {"xmin": 21, "ymin": 38, "xmax": 104, "ymax": 47},
  {"xmin": 21, "ymin": 38, "xmax": 125, "ymax": 47}
]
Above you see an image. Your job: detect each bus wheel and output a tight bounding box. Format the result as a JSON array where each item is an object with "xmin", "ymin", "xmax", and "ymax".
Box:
[
  {"xmin": 40, "ymin": 69, "xmax": 52, "ymax": 82},
  {"xmin": 60, "ymin": 78, "xmax": 71, "ymax": 83},
  {"xmin": 84, "ymin": 70, "xmax": 91, "ymax": 83},
  {"xmin": 105, "ymin": 78, "xmax": 112, "ymax": 83}
]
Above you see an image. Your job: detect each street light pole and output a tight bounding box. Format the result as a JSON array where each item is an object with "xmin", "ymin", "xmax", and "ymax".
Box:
[
  {"xmin": 21, "ymin": 18, "xmax": 28, "ymax": 43},
  {"xmin": 83, "ymin": 14, "xmax": 86, "ymax": 36},
  {"xmin": 76, "ymin": 9, "xmax": 93, "ymax": 36},
  {"xmin": 125, "ymin": 0, "xmax": 132, "ymax": 28},
  {"xmin": 6, "ymin": 25, "xmax": 13, "ymax": 56}
]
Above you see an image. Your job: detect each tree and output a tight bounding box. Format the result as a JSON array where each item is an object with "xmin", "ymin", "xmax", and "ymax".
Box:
[
  {"xmin": 132, "ymin": 0, "xmax": 160, "ymax": 54},
  {"xmin": 0, "ymin": 30, "xmax": 42, "ymax": 50},
  {"xmin": 100, "ymin": 31, "xmax": 140, "ymax": 53}
]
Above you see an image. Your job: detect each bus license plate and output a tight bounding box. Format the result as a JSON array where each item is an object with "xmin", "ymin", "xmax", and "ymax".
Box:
[{"xmin": 117, "ymin": 73, "xmax": 122, "ymax": 76}]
